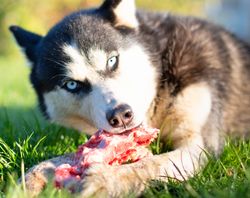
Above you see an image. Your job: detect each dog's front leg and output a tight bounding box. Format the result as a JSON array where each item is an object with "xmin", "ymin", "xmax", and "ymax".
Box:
[{"xmin": 80, "ymin": 82, "xmax": 219, "ymax": 197}]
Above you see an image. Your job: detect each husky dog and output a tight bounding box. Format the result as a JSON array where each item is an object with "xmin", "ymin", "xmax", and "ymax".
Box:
[{"xmin": 10, "ymin": 0, "xmax": 250, "ymax": 197}]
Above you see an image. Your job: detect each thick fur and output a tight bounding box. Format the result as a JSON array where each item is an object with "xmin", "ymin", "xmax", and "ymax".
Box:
[{"xmin": 10, "ymin": 0, "xmax": 250, "ymax": 197}]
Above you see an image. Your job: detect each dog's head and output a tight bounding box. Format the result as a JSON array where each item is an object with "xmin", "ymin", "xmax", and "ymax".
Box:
[{"xmin": 10, "ymin": 0, "xmax": 158, "ymax": 134}]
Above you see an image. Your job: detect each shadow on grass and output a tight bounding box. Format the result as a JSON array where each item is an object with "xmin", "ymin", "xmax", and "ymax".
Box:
[
  {"xmin": 0, "ymin": 105, "xmax": 44, "ymax": 124},
  {"xmin": 0, "ymin": 106, "xmax": 47, "ymax": 143},
  {"xmin": 0, "ymin": 105, "xmax": 85, "ymax": 143},
  {"xmin": 0, "ymin": 105, "xmax": 87, "ymax": 172},
  {"xmin": 0, "ymin": 106, "xmax": 88, "ymax": 194}
]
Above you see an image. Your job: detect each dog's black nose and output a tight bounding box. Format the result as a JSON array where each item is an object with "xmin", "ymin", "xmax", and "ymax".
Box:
[{"xmin": 106, "ymin": 104, "xmax": 134, "ymax": 128}]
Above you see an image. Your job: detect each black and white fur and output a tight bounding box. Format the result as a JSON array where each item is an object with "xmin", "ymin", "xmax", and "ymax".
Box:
[{"xmin": 10, "ymin": 0, "xmax": 250, "ymax": 197}]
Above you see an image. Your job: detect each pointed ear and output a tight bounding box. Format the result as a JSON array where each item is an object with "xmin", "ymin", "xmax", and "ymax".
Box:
[
  {"xmin": 9, "ymin": 25, "xmax": 42, "ymax": 63},
  {"xmin": 101, "ymin": 0, "xmax": 138, "ymax": 28}
]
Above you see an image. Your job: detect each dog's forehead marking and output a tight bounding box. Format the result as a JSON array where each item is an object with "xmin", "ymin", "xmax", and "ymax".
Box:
[
  {"xmin": 88, "ymin": 48, "xmax": 108, "ymax": 71},
  {"xmin": 63, "ymin": 43, "xmax": 111, "ymax": 81},
  {"xmin": 63, "ymin": 43, "xmax": 90, "ymax": 81}
]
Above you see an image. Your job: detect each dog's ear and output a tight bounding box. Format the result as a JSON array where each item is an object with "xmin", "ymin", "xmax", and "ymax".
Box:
[
  {"xmin": 100, "ymin": 0, "xmax": 138, "ymax": 28},
  {"xmin": 9, "ymin": 25, "xmax": 42, "ymax": 64}
]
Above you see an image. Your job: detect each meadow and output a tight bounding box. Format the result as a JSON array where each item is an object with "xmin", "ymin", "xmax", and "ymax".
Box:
[{"xmin": 0, "ymin": 0, "xmax": 250, "ymax": 197}]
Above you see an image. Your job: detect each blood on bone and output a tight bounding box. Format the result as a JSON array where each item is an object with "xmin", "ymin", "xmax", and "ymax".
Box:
[{"xmin": 54, "ymin": 126, "xmax": 159, "ymax": 190}]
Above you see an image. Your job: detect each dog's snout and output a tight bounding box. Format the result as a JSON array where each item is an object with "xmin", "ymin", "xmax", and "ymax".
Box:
[{"xmin": 106, "ymin": 104, "xmax": 134, "ymax": 128}]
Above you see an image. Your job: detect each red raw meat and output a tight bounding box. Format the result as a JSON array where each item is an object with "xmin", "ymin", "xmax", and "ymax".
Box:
[{"xmin": 54, "ymin": 125, "xmax": 159, "ymax": 190}]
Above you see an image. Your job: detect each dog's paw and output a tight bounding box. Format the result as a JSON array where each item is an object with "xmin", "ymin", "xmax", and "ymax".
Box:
[
  {"xmin": 23, "ymin": 153, "xmax": 75, "ymax": 196},
  {"xmin": 24, "ymin": 161, "xmax": 56, "ymax": 196},
  {"xmin": 79, "ymin": 163, "xmax": 148, "ymax": 198}
]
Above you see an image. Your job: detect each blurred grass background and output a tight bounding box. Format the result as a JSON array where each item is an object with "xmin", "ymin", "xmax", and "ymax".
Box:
[{"xmin": 1, "ymin": 0, "xmax": 208, "ymax": 57}]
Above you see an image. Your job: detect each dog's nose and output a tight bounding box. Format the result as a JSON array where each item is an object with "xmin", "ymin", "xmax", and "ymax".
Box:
[{"xmin": 106, "ymin": 104, "xmax": 134, "ymax": 128}]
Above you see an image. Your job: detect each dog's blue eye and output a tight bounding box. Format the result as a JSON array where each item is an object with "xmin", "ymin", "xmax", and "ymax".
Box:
[
  {"xmin": 66, "ymin": 81, "xmax": 78, "ymax": 91},
  {"xmin": 107, "ymin": 56, "xmax": 118, "ymax": 71},
  {"xmin": 63, "ymin": 79, "xmax": 92, "ymax": 94}
]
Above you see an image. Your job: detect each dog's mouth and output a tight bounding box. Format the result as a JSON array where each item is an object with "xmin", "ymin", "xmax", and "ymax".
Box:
[
  {"xmin": 124, "ymin": 123, "xmax": 143, "ymax": 132},
  {"xmin": 104, "ymin": 122, "xmax": 143, "ymax": 134}
]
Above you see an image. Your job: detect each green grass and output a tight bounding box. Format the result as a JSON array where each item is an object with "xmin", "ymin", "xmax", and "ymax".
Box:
[{"xmin": 0, "ymin": 56, "xmax": 250, "ymax": 198}]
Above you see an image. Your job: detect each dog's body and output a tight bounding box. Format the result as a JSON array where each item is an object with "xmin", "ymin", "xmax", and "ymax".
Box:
[{"xmin": 10, "ymin": 0, "xmax": 250, "ymax": 197}]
